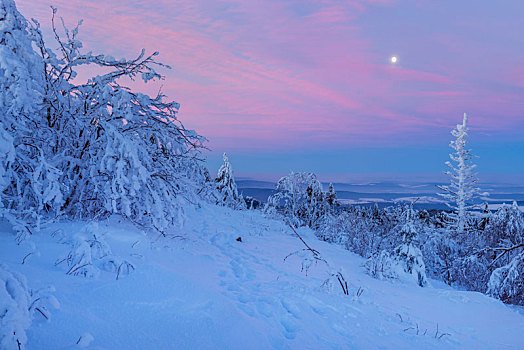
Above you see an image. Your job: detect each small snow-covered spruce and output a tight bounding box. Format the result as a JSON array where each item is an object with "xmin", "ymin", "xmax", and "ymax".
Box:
[
  {"xmin": 437, "ymin": 113, "xmax": 483, "ymax": 233},
  {"xmin": 0, "ymin": 264, "xmax": 59, "ymax": 350},
  {"xmin": 325, "ymin": 183, "xmax": 338, "ymax": 209},
  {"xmin": 391, "ymin": 204, "xmax": 428, "ymax": 287},
  {"xmin": 366, "ymin": 204, "xmax": 428, "ymax": 287},
  {"xmin": 215, "ymin": 153, "xmax": 245, "ymax": 209}
]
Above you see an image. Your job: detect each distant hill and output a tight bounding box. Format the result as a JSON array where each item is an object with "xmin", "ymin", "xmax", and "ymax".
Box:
[{"xmin": 237, "ymin": 179, "xmax": 524, "ymax": 211}]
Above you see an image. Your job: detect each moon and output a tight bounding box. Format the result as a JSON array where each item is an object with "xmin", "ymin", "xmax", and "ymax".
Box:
[{"xmin": 390, "ymin": 56, "xmax": 398, "ymax": 63}]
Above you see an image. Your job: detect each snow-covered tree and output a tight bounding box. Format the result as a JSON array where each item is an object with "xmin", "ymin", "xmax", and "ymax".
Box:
[
  {"xmin": 0, "ymin": 0, "xmax": 64, "ymax": 231},
  {"xmin": 438, "ymin": 113, "xmax": 482, "ymax": 233},
  {"xmin": 325, "ymin": 183, "xmax": 336, "ymax": 206},
  {"xmin": 215, "ymin": 153, "xmax": 244, "ymax": 209},
  {"xmin": 1, "ymin": 3, "xmax": 208, "ymax": 236}
]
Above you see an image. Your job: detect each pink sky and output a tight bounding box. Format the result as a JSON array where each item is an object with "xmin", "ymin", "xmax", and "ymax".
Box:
[{"xmin": 16, "ymin": 0, "xmax": 524, "ymax": 176}]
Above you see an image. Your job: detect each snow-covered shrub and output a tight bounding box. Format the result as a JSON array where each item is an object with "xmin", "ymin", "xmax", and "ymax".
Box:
[
  {"xmin": 366, "ymin": 247, "xmax": 427, "ymax": 287},
  {"xmin": 481, "ymin": 205, "xmax": 524, "ymax": 304},
  {"xmin": 441, "ymin": 203, "xmax": 524, "ymax": 294},
  {"xmin": 421, "ymin": 228, "xmax": 460, "ymax": 285},
  {"xmin": 56, "ymin": 224, "xmax": 134, "ymax": 279},
  {"xmin": 244, "ymin": 196, "xmax": 262, "ymax": 210},
  {"xmin": 0, "ymin": 264, "xmax": 59, "ymax": 350},
  {"xmin": 487, "ymin": 250, "xmax": 524, "ymax": 305},
  {"xmin": 365, "ymin": 250, "xmax": 395, "ymax": 280},
  {"xmin": 215, "ymin": 153, "xmax": 245, "ymax": 209},
  {"xmin": 453, "ymin": 253, "xmax": 491, "ymax": 292},
  {"xmin": 56, "ymin": 236, "xmax": 103, "ymax": 278},
  {"xmin": 316, "ymin": 210, "xmax": 352, "ymax": 245},
  {"xmin": 483, "ymin": 202, "xmax": 524, "ymax": 251},
  {"xmin": 319, "ymin": 204, "xmax": 402, "ymax": 260},
  {"xmin": 0, "ymin": 265, "xmax": 30, "ymax": 349},
  {"xmin": 393, "ymin": 206, "xmax": 428, "ymax": 286},
  {"xmin": 266, "ymin": 172, "xmax": 330, "ymax": 228}
]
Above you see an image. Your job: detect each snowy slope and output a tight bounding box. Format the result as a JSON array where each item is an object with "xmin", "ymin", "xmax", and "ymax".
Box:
[{"xmin": 1, "ymin": 205, "xmax": 523, "ymax": 349}]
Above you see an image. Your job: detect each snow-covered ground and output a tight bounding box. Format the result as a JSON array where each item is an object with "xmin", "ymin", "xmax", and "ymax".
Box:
[{"xmin": 1, "ymin": 205, "xmax": 523, "ymax": 349}]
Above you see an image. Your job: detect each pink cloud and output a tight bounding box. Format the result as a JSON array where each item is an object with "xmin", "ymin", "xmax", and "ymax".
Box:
[{"xmin": 16, "ymin": 0, "xmax": 524, "ymax": 153}]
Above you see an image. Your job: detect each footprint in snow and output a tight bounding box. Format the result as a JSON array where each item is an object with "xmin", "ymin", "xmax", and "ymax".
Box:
[
  {"xmin": 281, "ymin": 298, "xmax": 301, "ymax": 319},
  {"xmin": 281, "ymin": 314, "xmax": 300, "ymax": 339}
]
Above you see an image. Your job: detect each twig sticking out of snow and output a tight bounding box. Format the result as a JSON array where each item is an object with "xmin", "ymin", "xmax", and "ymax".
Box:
[
  {"xmin": 399, "ymin": 317, "xmax": 451, "ymax": 341},
  {"xmin": 434, "ymin": 323, "xmax": 451, "ymax": 340},
  {"xmin": 22, "ymin": 253, "xmax": 32, "ymax": 265},
  {"xmin": 76, "ymin": 333, "xmax": 94, "ymax": 347},
  {"xmin": 286, "ymin": 225, "xmax": 349, "ymax": 295}
]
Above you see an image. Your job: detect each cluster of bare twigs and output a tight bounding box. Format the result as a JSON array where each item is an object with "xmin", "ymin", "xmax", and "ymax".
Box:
[
  {"xmin": 285, "ymin": 224, "xmax": 349, "ymax": 296},
  {"xmin": 397, "ymin": 313, "xmax": 451, "ymax": 340}
]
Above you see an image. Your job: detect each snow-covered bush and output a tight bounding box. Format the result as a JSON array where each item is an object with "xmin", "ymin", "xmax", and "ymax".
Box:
[
  {"xmin": 487, "ymin": 250, "xmax": 524, "ymax": 305},
  {"xmin": 215, "ymin": 153, "xmax": 245, "ymax": 209},
  {"xmin": 0, "ymin": 265, "xmax": 30, "ymax": 349},
  {"xmin": 0, "ymin": 264, "xmax": 59, "ymax": 350},
  {"xmin": 55, "ymin": 223, "xmax": 134, "ymax": 279},
  {"xmin": 366, "ymin": 247, "xmax": 428, "ymax": 287},
  {"xmin": 483, "ymin": 202, "xmax": 524, "ymax": 251},
  {"xmin": 319, "ymin": 204, "xmax": 401, "ymax": 259},
  {"xmin": 421, "ymin": 227, "xmax": 460, "ymax": 285},
  {"xmin": 454, "ymin": 253, "xmax": 491, "ymax": 292},
  {"xmin": 266, "ymin": 172, "xmax": 329, "ymax": 228},
  {"xmin": 446, "ymin": 203, "xmax": 524, "ymax": 294},
  {"xmin": 365, "ymin": 250, "xmax": 395, "ymax": 280},
  {"xmin": 393, "ymin": 205, "xmax": 428, "ymax": 286}
]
